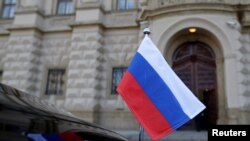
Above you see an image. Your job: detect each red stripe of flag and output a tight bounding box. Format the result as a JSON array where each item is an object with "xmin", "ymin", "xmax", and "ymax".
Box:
[{"xmin": 117, "ymin": 71, "xmax": 173, "ymax": 140}]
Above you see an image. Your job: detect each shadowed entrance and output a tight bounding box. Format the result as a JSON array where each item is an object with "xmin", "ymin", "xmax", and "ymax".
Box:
[{"xmin": 172, "ymin": 42, "xmax": 218, "ymax": 130}]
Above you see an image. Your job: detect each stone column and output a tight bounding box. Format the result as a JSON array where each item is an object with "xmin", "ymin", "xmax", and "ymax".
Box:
[
  {"xmin": 65, "ymin": 0, "xmax": 104, "ymax": 122},
  {"xmin": 2, "ymin": 0, "xmax": 43, "ymax": 96},
  {"xmin": 238, "ymin": 33, "xmax": 250, "ymax": 124}
]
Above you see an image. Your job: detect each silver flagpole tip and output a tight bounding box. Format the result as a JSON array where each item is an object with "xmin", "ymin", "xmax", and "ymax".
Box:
[{"xmin": 143, "ymin": 28, "xmax": 150, "ymax": 35}]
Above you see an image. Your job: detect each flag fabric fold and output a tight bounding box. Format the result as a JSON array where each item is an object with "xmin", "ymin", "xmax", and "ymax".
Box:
[{"xmin": 117, "ymin": 35, "xmax": 205, "ymax": 140}]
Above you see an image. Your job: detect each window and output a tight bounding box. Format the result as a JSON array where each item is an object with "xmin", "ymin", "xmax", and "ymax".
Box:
[
  {"xmin": 57, "ymin": 0, "xmax": 73, "ymax": 15},
  {"xmin": 45, "ymin": 69, "xmax": 66, "ymax": 95},
  {"xmin": 117, "ymin": 0, "xmax": 135, "ymax": 10},
  {"xmin": 0, "ymin": 70, "xmax": 2, "ymax": 81},
  {"xmin": 1, "ymin": 0, "xmax": 16, "ymax": 18},
  {"xmin": 111, "ymin": 67, "xmax": 127, "ymax": 94}
]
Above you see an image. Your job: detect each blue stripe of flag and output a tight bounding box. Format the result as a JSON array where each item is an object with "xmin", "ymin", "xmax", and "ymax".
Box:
[{"xmin": 128, "ymin": 53, "xmax": 190, "ymax": 128}]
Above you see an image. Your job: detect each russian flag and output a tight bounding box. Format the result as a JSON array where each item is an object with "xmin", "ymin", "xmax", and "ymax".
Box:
[
  {"xmin": 117, "ymin": 35, "xmax": 205, "ymax": 140},
  {"xmin": 27, "ymin": 132, "xmax": 84, "ymax": 141}
]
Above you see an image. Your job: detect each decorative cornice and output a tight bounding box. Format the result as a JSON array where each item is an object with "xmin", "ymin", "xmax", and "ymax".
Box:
[
  {"xmin": 5, "ymin": 21, "xmax": 139, "ymax": 34},
  {"xmin": 104, "ymin": 24, "xmax": 139, "ymax": 29},
  {"xmin": 0, "ymin": 30, "xmax": 10, "ymax": 36},
  {"xmin": 157, "ymin": 0, "xmax": 250, "ymax": 7},
  {"xmin": 139, "ymin": 3, "xmax": 239, "ymax": 20},
  {"xmin": 6, "ymin": 23, "xmax": 73, "ymax": 33},
  {"xmin": 43, "ymin": 26, "xmax": 72, "ymax": 33},
  {"xmin": 70, "ymin": 20, "xmax": 139, "ymax": 30},
  {"xmin": 69, "ymin": 20, "xmax": 104, "ymax": 28},
  {"xmin": 7, "ymin": 24, "xmax": 43, "ymax": 33}
]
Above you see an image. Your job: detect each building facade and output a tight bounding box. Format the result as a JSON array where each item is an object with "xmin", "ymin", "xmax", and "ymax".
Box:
[{"xmin": 0, "ymin": 0, "xmax": 250, "ymax": 133}]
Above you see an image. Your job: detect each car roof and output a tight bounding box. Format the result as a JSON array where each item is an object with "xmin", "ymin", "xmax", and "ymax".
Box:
[{"xmin": 0, "ymin": 83, "xmax": 128, "ymax": 141}]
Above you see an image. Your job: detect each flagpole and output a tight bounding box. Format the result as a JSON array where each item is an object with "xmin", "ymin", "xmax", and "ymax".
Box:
[
  {"xmin": 143, "ymin": 28, "xmax": 150, "ymax": 36},
  {"xmin": 138, "ymin": 28, "xmax": 151, "ymax": 141},
  {"xmin": 139, "ymin": 125, "xmax": 144, "ymax": 141}
]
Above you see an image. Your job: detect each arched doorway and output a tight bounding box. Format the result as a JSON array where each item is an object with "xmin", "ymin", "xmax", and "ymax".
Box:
[{"xmin": 172, "ymin": 41, "xmax": 218, "ymax": 130}]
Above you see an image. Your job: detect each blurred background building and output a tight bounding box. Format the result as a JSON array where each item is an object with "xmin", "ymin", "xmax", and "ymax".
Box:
[{"xmin": 0, "ymin": 0, "xmax": 250, "ymax": 140}]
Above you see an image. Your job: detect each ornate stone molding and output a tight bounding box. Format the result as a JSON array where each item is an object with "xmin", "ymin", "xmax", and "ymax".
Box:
[
  {"xmin": 158, "ymin": 0, "xmax": 249, "ymax": 7},
  {"xmin": 139, "ymin": 0, "xmax": 250, "ymax": 20}
]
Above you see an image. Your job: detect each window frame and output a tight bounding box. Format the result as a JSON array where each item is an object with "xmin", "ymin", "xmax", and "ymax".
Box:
[
  {"xmin": 1, "ymin": 0, "xmax": 16, "ymax": 19},
  {"xmin": 116, "ymin": 0, "xmax": 136, "ymax": 11},
  {"xmin": 111, "ymin": 67, "xmax": 127, "ymax": 95},
  {"xmin": 56, "ymin": 0, "xmax": 74, "ymax": 15},
  {"xmin": 45, "ymin": 68, "xmax": 66, "ymax": 95}
]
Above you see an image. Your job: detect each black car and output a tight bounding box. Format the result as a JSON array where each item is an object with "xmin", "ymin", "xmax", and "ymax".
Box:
[{"xmin": 0, "ymin": 83, "xmax": 128, "ymax": 141}]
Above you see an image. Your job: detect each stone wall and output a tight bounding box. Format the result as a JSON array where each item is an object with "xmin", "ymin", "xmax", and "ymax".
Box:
[
  {"xmin": 40, "ymin": 33, "xmax": 72, "ymax": 108},
  {"xmin": 238, "ymin": 34, "xmax": 250, "ymax": 124},
  {"xmin": 0, "ymin": 38, "xmax": 7, "ymax": 70},
  {"xmin": 2, "ymin": 31, "xmax": 42, "ymax": 96},
  {"xmin": 64, "ymin": 26, "xmax": 104, "ymax": 123},
  {"xmin": 98, "ymin": 29, "xmax": 139, "ymax": 129},
  {"xmin": 102, "ymin": 29, "xmax": 139, "ymax": 107}
]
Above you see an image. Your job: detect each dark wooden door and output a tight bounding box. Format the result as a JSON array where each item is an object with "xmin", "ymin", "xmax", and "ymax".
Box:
[{"xmin": 172, "ymin": 42, "xmax": 218, "ymax": 130}]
